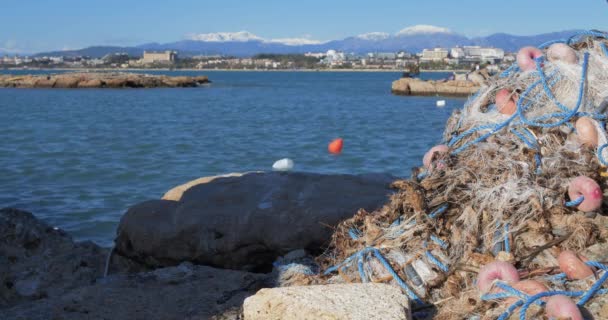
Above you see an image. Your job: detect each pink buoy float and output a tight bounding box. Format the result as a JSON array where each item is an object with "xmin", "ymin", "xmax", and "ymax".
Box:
[
  {"xmin": 495, "ymin": 89, "xmax": 518, "ymax": 115},
  {"xmin": 567, "ymin": 176, "xmax": 603, "ymax": 212},
  {"xmin": 545, "ymin": 295, "xmax": 584, "ymax": 320},
  {"xmin": 476, "ymin": 261, "xmax": 520, "ymax": 293},
  {"xmin": 575, "ymin": 117, "xmax": 599, "ymax": 147},
  {"xmin": 558, "ymin": 250, "xmax": 594, "ymax": 280},
  {"xmin": 422, "ymin": 145, "xmax": 449, "ymax": 171},
  {"xmin": 516, "ymin": 46, "xmax": 543, "ymax": 71}
]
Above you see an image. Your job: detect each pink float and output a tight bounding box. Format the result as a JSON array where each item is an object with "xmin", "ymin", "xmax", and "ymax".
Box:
[
  {"xmin": 545, "ymin": 295, "xmax": 584, "ymax": 320},
  {"xmin": 558, "ymin": 250, "xmax": 594, "ymax": 280},
  {"xmin": 575, "ymin": 117, "xmax": 599, "ymax": 147},
  {"xmin": 476, "ymin": 261, "xmax": 520, "ymax": 293},
  {"xmin": 516, "ymin": 46, "xmax": 543, "ymax": 71},
  {"xmin": 422, "ymin": 145, "xmax": 449, "ymax": 170},
  {"xmin": 495, "ymin": 89, "xmax": 518, "ymax": 115},
  {"xmin": 567, "ymin": 176, "xmax": 603, "ymax": 212}
]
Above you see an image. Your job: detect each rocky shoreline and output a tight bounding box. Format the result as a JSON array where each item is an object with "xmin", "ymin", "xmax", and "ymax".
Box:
[
  {"xmin": 1, "ymin": 172, "xmax": 408, "ymax": 320},
  {"xmin": 0, "ymin": 207, "xmax": 269, "ymax": 319},
  {"xmin": 0, "ymin": 72, "xmax": 210, "ymax": 89}
]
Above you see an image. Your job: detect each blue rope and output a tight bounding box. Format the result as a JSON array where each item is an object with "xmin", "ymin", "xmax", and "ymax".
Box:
[
  {"xmin": 425, "ymin": 250, "xmax": 449, "ymax": 273},
  {"xmin": 577, "ymin": 261, "xmax": 608, "ymax": 306},
  {"xmin": 428, "ymin": 204, "xmax": 449, "ymax": 219},
  {"xmin": 390, "ymin": 215, "xmax": 402, "ymax": 227},
  {"xmin": 545, "ymin": 272, "xmax": 568, "ymax": 282},
  {"xmin": 430, "ymin": 234, "xmax": 448, "ymax": 249},
  {"xmin": 598, "ymin": 143, "xmax": 608, "ymax": 166},
  {"xmin": 492, "ymin": 221, "xmax": 504, "ymax": 255},
  {"xmin": 348, "ymin": 228, "xmax": 361, "ymax": 240},
  {"xmin": 323, "ymin": 247, "xmax": 424, "ymax": 305},
  {"xmin": 504, "ymin": 223, "xmax": 510, "ymax": 253},
  {"xmin": 602, "ymin": 42, "xmax": 608, "ymax": 57},
  {"xmin": 323, "ymin": 251, "xmax": 360, "ymax": 275},
  {"xmin": 576, "ymin": 111, "xmax": 607, "ymax": 120},
  {"xmin": 520, "ymin": 128, "xmax": 538, "ymax": 147},
  {"xmin": 451, "ymin": 114, "xmax": 516, "ymax": 155},
  {"xmin": 497, "ymin": 300, "xmax": 524, "ymax": 320},
  {"xmin": 565, "ymin": 195, "xmax": 584, "ymax": 207},
  {"xmin": 511, "ymin": 128, "xmax": 538, "ymax": 149},
  {"xmin": 518, "ymin": 291, "xmax": 576, "ymax": 320},
  {"xmin": 537, "ymin": 39, "xmax": 567, "ymax": 49},
  {"xmin": 370, "ymin": 248, "xmax": 424, "ymax": 305},
  {"xmin": 534, "ymin": 154, "xmax": 542, "ymax": 174},
  {"xmin": 481, "ymin": 282, "xmax": 530, "ymax": 301},
  {"xmin": 416, "ymin": 171, "xmax": 428, "ymax": 181},
  {"xmin": 356, "ymin": 252, "xmax": 367, "ymax": 282},
  {"xmin": 499, "ymin": 63, "xmax": 519, "ymax": 78}
]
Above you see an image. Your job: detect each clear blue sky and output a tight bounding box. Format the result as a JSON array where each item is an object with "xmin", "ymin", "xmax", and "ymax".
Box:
[{"xmin": 1, "ymin": 0, "xmax": 607, "ymax": 53}]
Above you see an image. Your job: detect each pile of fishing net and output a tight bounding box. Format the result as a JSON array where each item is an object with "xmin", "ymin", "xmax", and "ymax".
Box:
[{"xmin": 278, "ymin": 31, "xmax": 608, "ymax": 319}]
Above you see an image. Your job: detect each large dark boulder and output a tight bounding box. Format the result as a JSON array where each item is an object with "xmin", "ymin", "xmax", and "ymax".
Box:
[{"xmin": 114, "ymin": 172, "xmax": 395, "ymax": 271}]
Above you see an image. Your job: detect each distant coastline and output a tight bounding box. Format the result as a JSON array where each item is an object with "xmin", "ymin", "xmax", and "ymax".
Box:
[{"xmin": 1, "ymin": 67, "xmax": 469, "ymax": 73}]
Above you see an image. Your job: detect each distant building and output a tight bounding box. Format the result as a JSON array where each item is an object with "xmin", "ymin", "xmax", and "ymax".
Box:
[
  {"xmin": 323, "ymin": 50, "xmax": 346, "ymax": 66},
  {"xmin": 305, "ymin": 52, "xmax": 326, "ymax": 59},
  {"xmin": 142, "ymin": 51, "xmax": 177, "ymax": 64},
  {"xmin": 450, "ymin": 46, "xmax": 504, "ymax": 63},
  {"xmin": 421, "ymin": 48, "xmax": 449, "ymax": 62},
  {"xmin": 397, "ymin": 51, "xmax": 412, "ymax": 59},
  {"xmin": 375, "ymin": 52, "xmax": 397, "ymax": 60},
  {"xmin": 49, "ymin": 56, "xmax": 64, "ymax": 64},
  {"xmin": 479, "ymin": 47, "xmax": 504, "ymax": 62},
  {"xmin": 450, "ymin": 47, "xmax": 465, "ymax": 59}
]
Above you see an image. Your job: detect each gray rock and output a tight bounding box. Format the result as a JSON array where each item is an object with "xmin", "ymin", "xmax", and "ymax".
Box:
[
  {"xmin": 14, "ymin": 278, "xmax": 40, "ymax": 297},
  {"xmin": 0, "ymin": 208, "xmax": 144, "ymax": 309},
  {"xmin": 0, "ymin": 264, "xmax": 270, "ymax": 320},
  {"xmin": 114, "ymin": 172, "xmax": 395, "ymax": 271}
]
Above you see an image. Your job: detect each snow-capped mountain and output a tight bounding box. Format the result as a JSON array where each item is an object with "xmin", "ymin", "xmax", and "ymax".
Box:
[
  {"xmin": 356, "ymin": 32, "xmax": 390, "ymax": 41},
  {"xmin": 35, "ymin": 25, "xmax": 583, "ymax": 58},
  {"xmin": 265, "ymin": 38, "xmax": 324, "ymax": 46},
  {"xmin": 187, "ymin": 31, "xmax": 324, "ymax": 46},
  {"xmin": 395, "ymin": 25, "xmax": 454, "ymax": 36},
  {"xmin": 188, "ymin": 31, "xmax": 263, "ymax": 42}
]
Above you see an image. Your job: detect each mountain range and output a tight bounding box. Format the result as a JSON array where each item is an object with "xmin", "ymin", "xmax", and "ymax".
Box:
[{"xmin": 33, "ymin": 25, "xmax": 582, "ymax": 58}]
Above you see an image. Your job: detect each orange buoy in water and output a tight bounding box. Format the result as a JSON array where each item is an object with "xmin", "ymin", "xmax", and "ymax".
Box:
[{"xmin": 328, "ymin": 138, "xmax": 343, "ymax": 154}]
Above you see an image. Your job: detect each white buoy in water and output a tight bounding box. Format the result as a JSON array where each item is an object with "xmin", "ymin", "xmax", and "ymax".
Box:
[
  {"xmin": 436, "ymin": 100, "xmax": 446, "ymax": 107},
  {"xmin": 272, "ymin": 158, "xmax": 294, "ymax": 171}
]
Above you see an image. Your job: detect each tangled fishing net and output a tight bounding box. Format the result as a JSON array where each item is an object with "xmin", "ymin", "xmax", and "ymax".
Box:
[{"xmin": 277, "ymin": 31, "xmax": 608, "ymax": 319}]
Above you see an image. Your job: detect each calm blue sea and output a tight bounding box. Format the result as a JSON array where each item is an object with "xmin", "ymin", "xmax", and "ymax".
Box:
[{"xmin": 0, "ymin": 70, "xmax": 465, "ymax": 246}]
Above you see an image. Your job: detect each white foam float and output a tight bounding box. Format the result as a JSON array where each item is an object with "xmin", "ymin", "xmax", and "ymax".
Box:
[{"xmin": 272, "ymin": 158, "xmax": 294, "ymax": 171}]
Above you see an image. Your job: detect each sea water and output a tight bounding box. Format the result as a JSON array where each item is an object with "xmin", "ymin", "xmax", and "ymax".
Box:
[{"xmin": 0, "ymin": 70, "xmax": 464, "ymax": 246}]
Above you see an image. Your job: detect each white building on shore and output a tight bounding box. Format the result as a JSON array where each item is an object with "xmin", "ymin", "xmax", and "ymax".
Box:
[
  {"xmin": 449, "ymin": 46, "xmax": 504, "ymax": 63},
  {"xmin": 322, "ymin": 50, "xmax": 346, "ymax": 66},
  {"xmin": 420, "ymin": 48, "xmax": 449, "ymax": 62}
]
